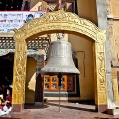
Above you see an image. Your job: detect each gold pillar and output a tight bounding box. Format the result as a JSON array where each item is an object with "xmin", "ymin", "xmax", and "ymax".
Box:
[
  {"xmin": 94, "ymin": 31, "xmax": 108, "ymax": 112},
  {"xmin": 12, "ymin": 39, "xmax": 27, "ymax": 112},
  {"xmin": 112, "ymin": 72, "xmax": 119, "ymax": 105}
]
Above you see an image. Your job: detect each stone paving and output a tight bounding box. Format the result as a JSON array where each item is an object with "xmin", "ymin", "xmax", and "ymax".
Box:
[{"xmin": 0, "ymin": 102, "xmax": 119, "ymax": 119}]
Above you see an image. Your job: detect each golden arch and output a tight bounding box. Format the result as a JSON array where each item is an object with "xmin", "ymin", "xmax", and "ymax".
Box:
[{"xmin": 12, "ymin": 10, "xmax": 107, "ymax": 111}]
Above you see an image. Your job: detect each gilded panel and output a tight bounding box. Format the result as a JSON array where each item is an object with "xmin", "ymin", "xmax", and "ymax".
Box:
[
  {"xmin": 12, "ymin": 39, "xmax": 27, "ymax": 104},
  {"xmin": 94, "ymin": 42, "xmax": 107, "ymax": 104},
  {"xmin": 108, "ymin": 20, "xmax": 119, "ymax": 66},
  {"xmin": 106, "ymin": 0, "xmax": 119, "ymax": 17}
]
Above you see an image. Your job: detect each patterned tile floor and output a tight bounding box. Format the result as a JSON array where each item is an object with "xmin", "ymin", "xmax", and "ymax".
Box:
[{"xmin": 0, "ymin": 102, "xmax": 119, "ymax": 119}]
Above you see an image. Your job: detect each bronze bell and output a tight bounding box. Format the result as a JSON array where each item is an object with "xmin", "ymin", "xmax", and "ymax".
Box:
[{"xmin": 41, "ymin": 37, "xmax": 80, "ymax": 75}]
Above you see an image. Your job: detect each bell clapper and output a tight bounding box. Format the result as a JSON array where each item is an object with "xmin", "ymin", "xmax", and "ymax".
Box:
[{"xmin": 58, "ymin": 73, "xmax": 62, "ymax": 113}]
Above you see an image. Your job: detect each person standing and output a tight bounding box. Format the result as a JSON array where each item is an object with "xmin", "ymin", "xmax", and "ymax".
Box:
[{"xmin": 3, "ymin": 77, "xmax": 11, "ymax": 100}]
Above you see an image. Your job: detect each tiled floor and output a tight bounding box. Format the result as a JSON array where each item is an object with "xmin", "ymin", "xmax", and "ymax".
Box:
[{"xmin": 1, "ymin": 102, "xmax": 119, "ymax": 119}]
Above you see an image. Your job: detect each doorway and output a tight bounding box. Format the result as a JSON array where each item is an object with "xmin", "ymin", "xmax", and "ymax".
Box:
[
  {"xmin": 0, "ymin": 53, "xmax": 13, "ymax": 87},
  {"xmin": 0, "ymin": 53, "xmax": 13, "ymax": 103}
]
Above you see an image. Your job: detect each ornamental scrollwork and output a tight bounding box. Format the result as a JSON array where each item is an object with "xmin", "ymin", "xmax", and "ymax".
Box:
[
  {"xmin": 12, "ymin": 40, "xmax": 27, "ymax": 104},
  {"xmin": 95, "ymin": 42, "xmax": 107, "ymax": 104},
  {"xmin": 97, "ymin": 30, "xmax": 106, "ymax": 43},
  {"xmin": 14, "ymin": 10, "xmax": 103, "ymax": 43}
]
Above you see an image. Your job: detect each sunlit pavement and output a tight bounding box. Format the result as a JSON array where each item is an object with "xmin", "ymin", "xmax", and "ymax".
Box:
[{"xmin": 0, "ymin": 102, "xmax": 119, "ymax": 119}]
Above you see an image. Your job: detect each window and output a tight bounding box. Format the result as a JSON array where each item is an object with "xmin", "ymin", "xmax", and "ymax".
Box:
[
  {"xmin": 44, "ymin": 75, "xmax": 74, "ymax": 91},
  {"xmin": 67, "ymin": 76, "xmax": 74, "ymax": 91}
]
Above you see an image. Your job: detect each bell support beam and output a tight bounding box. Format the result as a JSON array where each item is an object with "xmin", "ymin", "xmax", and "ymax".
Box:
[
  {"xmin": 35, "ymin": 55, "xmax": 44, "ymax": 105},
  {"xmin": 12, "ymin": 38, "xmax": 27, "ymax": 112}
]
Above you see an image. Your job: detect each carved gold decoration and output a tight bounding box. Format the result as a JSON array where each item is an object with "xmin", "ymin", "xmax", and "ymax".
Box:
[
  {"xmin": 14, "ymin": 10, "xmax": 100, "ymax": 42},
  {"xmin": 12, "ymin": 39, "xmax": 27, "ymax": 104},
  {"xmin": 112, "ymin": 73, "xmax": 119, "ymax": 105},
  {"xmin": 94, "ymin": 42, "xmax": 107, "ymax": 104},
  {"xmin": 13, "ymin": 10, "xmax": 107, "ymax": 106}
]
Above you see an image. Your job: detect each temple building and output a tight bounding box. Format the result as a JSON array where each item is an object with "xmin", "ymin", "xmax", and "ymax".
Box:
[{"xmin": 0, "ymin": 0, "xmax": 119, "ymax": 115}]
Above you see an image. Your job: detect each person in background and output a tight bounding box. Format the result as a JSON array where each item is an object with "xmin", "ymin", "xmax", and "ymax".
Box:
[
  {"xmin": 5, "ymin": 88, "xmax": 12, "ymax": 108},
  {"xmin": 0, "ymin": 88, "xmax": 12, "ymax": 110},
  {"xmin": 0, "ymin": 94, "xmax": 4, "ymax": 110},
  {"xmin": 3, "ymin": 77, "xmax": 11, "ymax": 100}
]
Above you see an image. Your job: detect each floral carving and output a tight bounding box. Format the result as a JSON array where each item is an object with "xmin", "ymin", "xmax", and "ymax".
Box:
[
  {"xmin": 14, "ymin": 10, "xmax": 102, "ymax": 42},
  {"xmin": 12, "ymin": 40, "xmax": 27, "ymax": 104},
  {"xmin": 97, "ymin": 31, "xmax": 106, "ymax": 43}
]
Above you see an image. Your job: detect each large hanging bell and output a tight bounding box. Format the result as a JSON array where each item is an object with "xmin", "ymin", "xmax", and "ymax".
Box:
[{"xmin": 41, "ymin": 38, "xmax": 80, "ymax": 75}]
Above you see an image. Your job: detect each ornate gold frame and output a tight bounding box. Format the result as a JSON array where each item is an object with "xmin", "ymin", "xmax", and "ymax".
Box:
[{"xmin": 12, "ymin": 10, "xmax": 107, "ymax": 107}]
